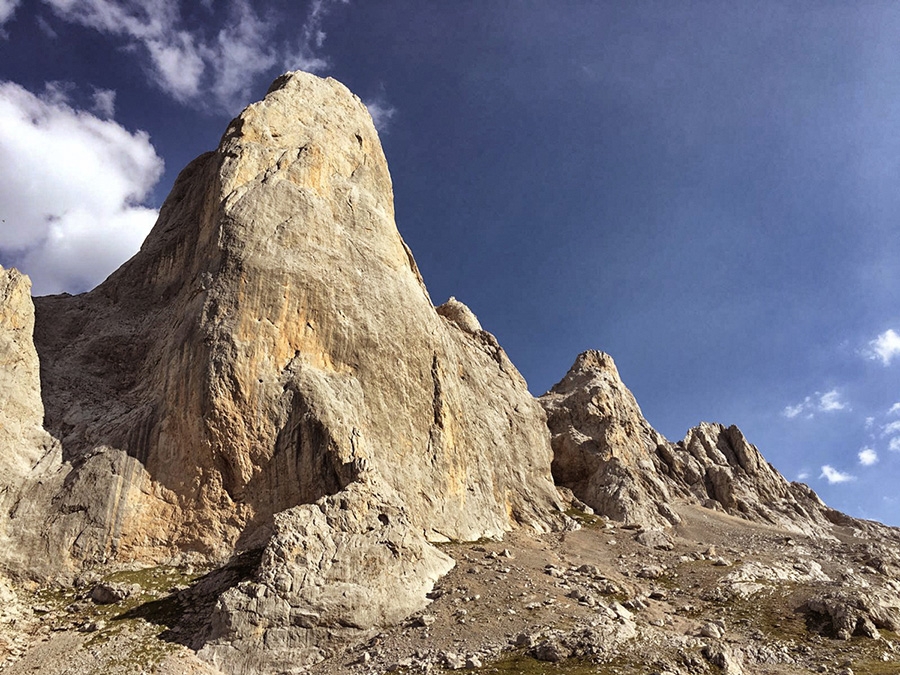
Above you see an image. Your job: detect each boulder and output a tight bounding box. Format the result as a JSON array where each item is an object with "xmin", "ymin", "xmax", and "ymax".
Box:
[{"xmin": 198, "ymin": 478, "xmax": 454, "ymax": 673}]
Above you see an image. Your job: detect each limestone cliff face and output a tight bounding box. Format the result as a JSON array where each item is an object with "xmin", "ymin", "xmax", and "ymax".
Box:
[
  {"xmin": 0, "ymin": 267, "xmax": 49, "ymax": 490},
  {"xmin": 541, "ymin": 350, "xmax": 833, "ymax": 536},
  {"xmin": 1, "ymin": 71, "xmax": 561, "ymax": 581},
  {"xmin": 0, "ymin": 267, "xmax": 59, "ymax": 567}
]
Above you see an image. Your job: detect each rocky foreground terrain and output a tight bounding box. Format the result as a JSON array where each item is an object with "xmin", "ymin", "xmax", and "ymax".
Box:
[{"xmin": 2, "ymin": 71, "xmax": 900, "ymax": 674}]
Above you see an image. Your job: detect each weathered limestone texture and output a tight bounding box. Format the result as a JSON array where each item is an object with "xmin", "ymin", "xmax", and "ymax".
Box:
[
  {"xmin": 539, "ymin": 351, "xmax": 675, "ymax": 528},
  {"xmin": 0, "ymin": 267, "xmax": 50, "ymax": 500},
  {"xmin": 541, "ymin": 350, "xmax": 834, "ymax": 535},
  {"xmin": 198, "ymin": 478, "xmax": 455, "ymax": 673},
  {"xmin": 2, "ymin": 72, "xmax": 561, "ymax": 588},
  {"xmin": 0, "ymin": 267, "xmax": 60, "ymax": 569}
]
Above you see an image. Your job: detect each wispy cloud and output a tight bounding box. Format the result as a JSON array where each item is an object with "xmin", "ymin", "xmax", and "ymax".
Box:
[
  {"xmin": 282, "ymin": 0, "xmax": 348, "ymax": 73},
  {"xmin": 888, "ymin": 402, "xmax": 900, "ymax": 416},
  {"xmin": 890, "ymin": 437, "xmax": 900, "ymax": 452},
  {"xmin": 40, "ymin": 0, "xmax": 346, "ymax": 113},
  {"xmin": 882, "ymin": 420, "xmax": 900, "ymax": 437},
  {"xmin": 866, "ymin": 329, "xmax": 900, "ymax": 366},
  {"xmin": 797, "ymin": 471, "xmax": 810, "ymax": 481},
  {"xmin": 818, "ymin": 390, "xmax": 846, "ymax": 412},
  {"xmin": 0, "ymin": 81, "xmax": 163, "ymax": 294},
  {"xmin": 782, "ymin": 389, "xmax": 848, "ymax": 419},
  {"xmin": 858, "ymin": 447, "xmax": 878, "ymax": 466},
  {"xmin": 820, "ymin": 465, "xmax": 855, "ymax": 484},
  {"xmin": 0, "ymin": 0, "xmax": 20, "ymax": 28},
  {"xmin": 364, "ymin": 97, "xmax": 396, "ymax": 133},
  {"xmin": 91, "ymin": 87, "xmax": 116, "ymax": 118}
]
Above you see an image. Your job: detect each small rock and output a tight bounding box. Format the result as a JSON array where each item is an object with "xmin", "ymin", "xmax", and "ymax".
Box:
[
  {"xmin": 638, "ymin": 565, "xmax": 664, "ymax": 579},
  {"xmin": 700, "ymin": 622, "xmax": 724, "ymax": 639},
  {"xmin": 531, "ymin": 640, "xmax": 568, "ymax": 663},
  {"xmin": 79, "ymin": 619, "xmax": 105, "ymax": 633},
  {"xmin": 90, "ymin": 582, "xmax": 134, "ymax": 605},
  {"xmin": 635, "ymin": 530, "xmax": 675, "ymax": 551},
  {"xmin": 442, "ymin": 651, "xmax": 465, "ymax": 670},
  {"xmin": 514, "ymin": 632, "xmax": 538, "ymax": 648},
  {"xmin": 414, "ymin": 614, "xmax": 436, "ymax": 627}
]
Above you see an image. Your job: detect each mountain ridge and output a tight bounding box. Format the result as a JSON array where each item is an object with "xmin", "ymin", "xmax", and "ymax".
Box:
[{"xmin": 1, "ymin": 71, "xmax": 899, "ymax": 675}]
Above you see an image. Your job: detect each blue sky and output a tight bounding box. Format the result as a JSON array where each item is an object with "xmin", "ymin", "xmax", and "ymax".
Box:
[{"xmin": 1, "ymin": 1, "xmax": 898, "ymax": 525}]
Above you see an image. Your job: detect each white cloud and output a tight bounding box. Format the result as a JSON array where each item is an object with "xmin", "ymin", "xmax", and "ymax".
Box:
[
  {"xmin": 364, "ymin": 98, "xmax": 396, "ymax": 133},
  {"xmin": 282, "ymin": 0, "xmax": 348, "ymax": 74},
  {"xmin": 40, "ymin": 0, "xmax": 334, "ymax": 112},
  {"xmin": 820, "ymin": 465, "xmax": 855, "ymax": 484},
  {"xmin": 0, "ymin": 0, "xmax": 20, "ymax": 27},
  {"xmin": 782, "ymin": 397, "xmax": 811, "ymax": 418},
  {"xmin": 782, "ymin": 389, "xmax": 848, "ymax": 419},
  {"xmin": 91, "ymin": 87, "xmax": 116, "ymax": 118},
  {"xmin": 883, "ymin": 420, "xmax": 900, "ymax": 437},
  {"xmin": 797, "ymin": 471, "xmax": 810, "ymax": 480},
  {"xmin": 858, "ymin": 448, "xmax": 878, "ymax": 466},
  {"xmin": 867, "ymin": 329, "xmax": 900, "ymax": 366},
  {"xmin": 208, "ymin": 4, "xmax": 276, "ymax": 111},
  {"xmin": 818, "ymin": 389, "xmax": 846, "ymax": 412},
  {"xmin": 0, "ymin": 81, "xmax": 162, "ymax": 295},
  {"xmin": 888, "ymin": 403, "xmax": 900, "ymax": 416},
  {"xmin": 144, "ymin": 33, "xmax": 206, "ymax": 102},
  {"xmin": 890, "ymin": 437, "xmax": 900, "ymax": 452},
  {"xmin": 36, "ymin": 14, "xmax": 57, "ymax": 38}
]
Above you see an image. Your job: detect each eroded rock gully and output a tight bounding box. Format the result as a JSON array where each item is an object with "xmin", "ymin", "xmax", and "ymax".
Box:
[{"xmin": 2, "ymin": 71, "xmax": 899, "ymax": 675}]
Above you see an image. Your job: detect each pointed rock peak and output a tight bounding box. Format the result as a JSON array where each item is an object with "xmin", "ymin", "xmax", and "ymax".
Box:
[
  {"xmin": 547, "ymin": 349, "xmax": 626, "ymax": 397},
  {"xmin": 567, "ymin": 349, "xmax": 619, "ymax": 378},
  {"xmin": 15, "ymin": 69, "xmax": 562, "ymax": 571},
  {"xmin": 571, "ymin": 349, "xmax": 617, "ymax": 372},
  {"xmin": 543, "ymin": 350, "xmax": 841, "ymax": 537}
]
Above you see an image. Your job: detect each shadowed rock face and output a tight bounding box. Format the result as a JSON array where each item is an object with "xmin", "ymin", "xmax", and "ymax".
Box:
[
  {"xmin": 540, "ymin": 350, "xmax": 834, "ymax": 536},
  {"xmin": 1, "ymin": 71, "xmax": 562, "ymax": 581}
]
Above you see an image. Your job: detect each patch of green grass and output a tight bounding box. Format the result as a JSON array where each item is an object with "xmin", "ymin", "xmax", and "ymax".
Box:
[
  {"xmin": 474, "ymin": 653, "xmax": 634, "ymax": 674},
  {"xmin": 850, "ymin": 660, "xmax": 900, "ymax": 675},
  {"xmin": 564, "ymin": 508, "xmax": 602, "ymax": 528}
]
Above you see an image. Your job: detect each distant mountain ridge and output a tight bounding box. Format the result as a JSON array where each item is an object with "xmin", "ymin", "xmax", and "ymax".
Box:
[{"xmin": 540, "ymin": 349, "xmax": 842, "ymax": 536}]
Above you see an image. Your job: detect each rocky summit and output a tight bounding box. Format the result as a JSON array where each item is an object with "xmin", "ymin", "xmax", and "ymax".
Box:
[{"xmin": 2, "ymin": 72, "xmax": 900, "ymax": 675}]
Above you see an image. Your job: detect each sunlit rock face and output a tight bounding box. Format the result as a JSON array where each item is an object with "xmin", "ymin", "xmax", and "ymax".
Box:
[
  {"xmin": 0, "ymin": 71, "xmax": 562, "ymax": 582},
  {"xmin": 541, "ymin": 350, "xmax": 835, "ymax": 537}
]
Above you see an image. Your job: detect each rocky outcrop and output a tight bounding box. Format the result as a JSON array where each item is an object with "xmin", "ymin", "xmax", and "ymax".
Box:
[
  {"xmin": 803, "ymin": 590, "xmax": 900, "ymax": 640},
  {"xmin": 539, "ymin": 351, "xmax": 677, "ymax": 528},
  {"xmin": 0, "ymin": 71, "xmax": 565, "ymax": 670},
  {"xmin": 0, "ymin": 71, "xmax": 562, "ymax": 577},
  {"xmin": 541, "ymin": 350, "xmax": 834, "ymax": 535},
  {"xmin": 0, "ymin": 268, "xmax": 54, "ymax": 508},
  {"xmin": 198, "ymin": 479, "xmax": 454, "ymax": 672},
  {"xmin": 0, "ymin": 267, "xmax": 66, "ymax": 574}
]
